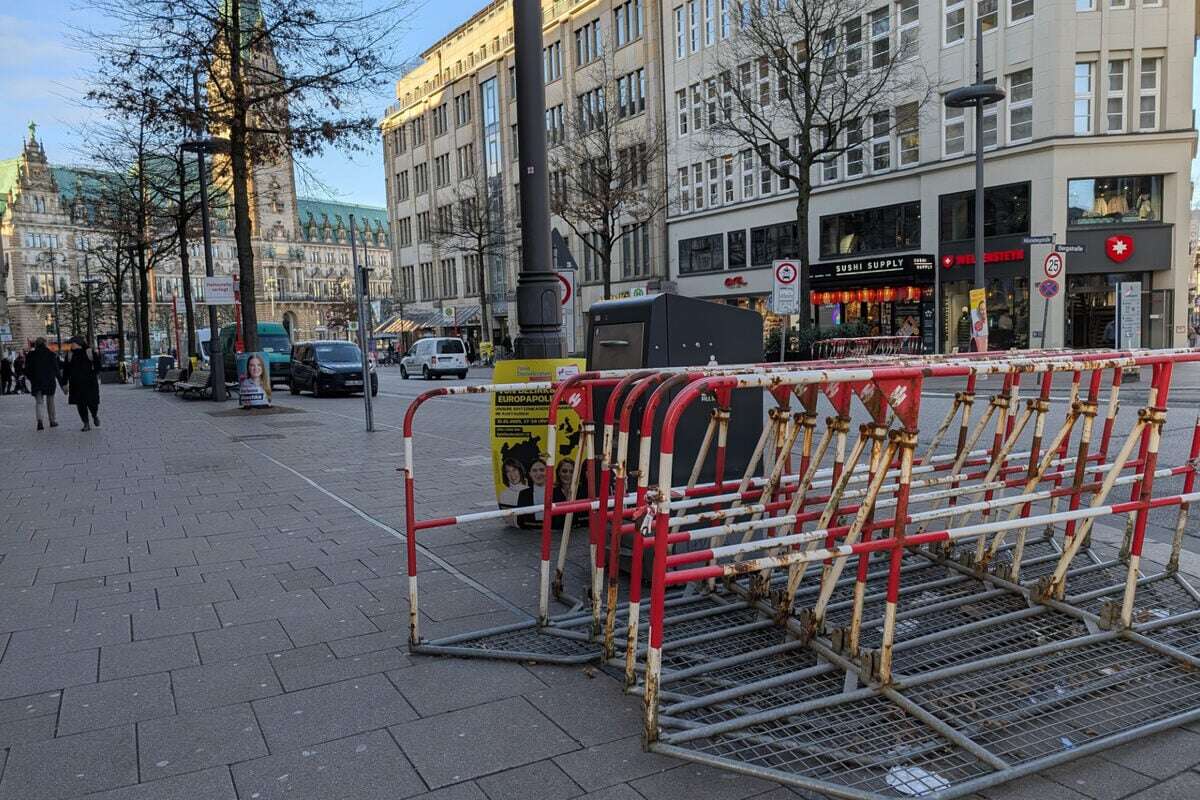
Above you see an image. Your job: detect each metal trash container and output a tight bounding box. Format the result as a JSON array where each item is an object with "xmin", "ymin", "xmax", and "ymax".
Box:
[{"xmin": 139, "ymin": 358, "xmax": 158, "ymax": 387}]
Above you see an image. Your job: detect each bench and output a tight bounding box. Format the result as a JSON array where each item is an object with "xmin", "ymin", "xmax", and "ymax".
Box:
[
  {"xmin": 176, "ymin": 366, "xmax": 236, "ymax": 399},
  {"xmin": 156, "ymin": 368, "xmax": 185, "ymax": 392}
]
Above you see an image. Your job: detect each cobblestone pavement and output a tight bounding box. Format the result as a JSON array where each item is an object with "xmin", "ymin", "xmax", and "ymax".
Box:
[{"xmin": 0, "ymin": 367, "xmax": 1198, "ymax": 799}]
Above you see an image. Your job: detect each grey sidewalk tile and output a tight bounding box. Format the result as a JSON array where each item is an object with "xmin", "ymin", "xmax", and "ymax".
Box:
[
  {"xmin": 276, "ymin": 607, "xmax": 379, "ymax": 647},
  {"xmin": 981, "ymin": 774, "xmax": 1092, "ymax": 799},
  {"xmin": 75, "ymin": 767, "xmax": 237, "ymax": 800},
  {"xmin": 475, "ymin": 761, "xmax": 581, "ymax": 800},
  {"xmin": 277, "ymin": 567, "xmax": 333, "ymax": 591},
  {"xmin": 1100, "ymin": 727, "xmax": 1200, "ymax": 778},
  {"xmin": 77, "ymin": 589, "xmax": 157, "ymax": 612},
  {"xmin": 35, "ymin": 558, "xmax": 130, "ymax": 586},
  {"xmin": 0, "ymin": 724, "xmax": 138, "ymax": 800},
  {"xmin": 553, "ymin": 736, "xmax": 679, "ymax": 792},
  {"xmin": 195, "ymin": 620, "xmax": 294, "ymax": 664},
  {"xmin": 0, "ymin": 649, "xmax": 98, "ymax": 700},
  {"xmin": 1041, "ymin": 754, "xmax": 1158, "ymax": 799},
  {"xmin": 392, "ymin": 658, "xmax": 546, "ymax": 717},
  {"xmin": 0, "ymin": 690, "xmax": 63, "ymax": 722},
  {"xmin": 213, "ymin": 591, "xmax": 327, "ymax": 626},
  {"xmin": 524, "ymin": 677, "xmax": 642, "ymax": 747},
  {"xmin": 156, "ymin": 579, "xmax": 236, "ymax": 609},
  {"xmin": 390, "ymin": 697, "xmax": 578, "ymax": 789},
  {"xmin": 316, "ymin": 582, "xmax": 378, "ymax": 609},
  {"xmin": 274, "ymin": 648, "xmax": 409, "ymax": 692},
  {"xmin": 100, "ymin": 635, "xmax": 200, "ymax": 681},
  {"xmin": 328, "ymin": 628, "xmax": 409, "ymax": 657},
  {"xmin": 4, "ymin": 613, "xmax": 130, "ymax": 659},
  {"xmin": 58, "ymin": 673, "xmax": 175, "ymax": 735},
  {"xmin": 137, "ymin": 703, "xmax": 268, "ymax": 780},
  {"xmin": 132, "ymin": 605, "xmax": 220, "ymax": 640},
  {"xmin": 408, "ymin": 784, "xmax": 488, "ymax": 800},
  {"xmin": 1123, "ymin": 770, "xmax": 1200, "ymax": 799},
  {"xmin": 251, "ymin": 673, "xmax": 417, "ymax": 750},
  {"xmin": 228, "ymin": 574, "xmax": 286, "ymax": 599},
  {"xmin": 630, "ymin": 764, "xmax": 776, "ymax": 800},
  {"xmin": 0, "ymin": 716, "xmax": 56, "ymax": 749},
  {"xmin": 171, "ymin": 656, "xmax": 282, "ymax": 712},
  {"xmin": 317, "ymin": 560, "xmax": 379, "ymax": 585},
  {"xmin": 231, "ymin": 729, "xmax": 426, "ymax": 800}
]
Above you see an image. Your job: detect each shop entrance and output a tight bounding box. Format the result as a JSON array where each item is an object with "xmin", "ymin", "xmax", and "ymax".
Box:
[
  {"xmin": 940, "ymin": 276, "xmax": 1029, "ymax": 353},
  {"xmin": 1065, "ymin": 275, "xmax": 1173, "ymax": 349}
]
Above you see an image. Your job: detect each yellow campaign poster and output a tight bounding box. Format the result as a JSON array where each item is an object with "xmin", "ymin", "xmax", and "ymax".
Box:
[
  {"xmin": 491, "ymin": 358, "xmax": 587, "ymax": 527},
  {"xmin": 969, "ymin": 287, "xmax": 989, "ymax": 353}
]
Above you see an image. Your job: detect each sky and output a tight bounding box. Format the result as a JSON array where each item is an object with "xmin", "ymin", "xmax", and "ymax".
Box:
[{"xmin": 1, "ymin": 2, "xmax": 1199, "ymax": 210}]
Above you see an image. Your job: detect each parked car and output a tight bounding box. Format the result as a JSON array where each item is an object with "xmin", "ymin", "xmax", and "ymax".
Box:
[
  {"xmin": 289, "ymin": 340, "xmax": 378, "ymax": 397},
  {"xmin": 221, "ymin": 322, "xmax": 292, "ymax": 386},
  {"xmin": 399, "ymin": 337, "xmax": 468, "ymax": 380}
]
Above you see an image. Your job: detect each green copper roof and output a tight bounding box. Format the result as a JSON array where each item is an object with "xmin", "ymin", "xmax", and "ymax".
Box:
[
  {"xmin": 0, "ymin": 158, "xmax": 20, "ymax": 216},
  {"xmin": 296, "ymin": 197, "xmax": 389, "ymax": 244}
]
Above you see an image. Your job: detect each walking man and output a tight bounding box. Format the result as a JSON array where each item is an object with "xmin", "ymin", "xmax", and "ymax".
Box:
[
  {"xmin": 65, "ymin": 337, "xmax": 101, "ymax": 431},
  {"xmin": 25, "ymin": 337, "xmax": 59, "ymax": 430}
]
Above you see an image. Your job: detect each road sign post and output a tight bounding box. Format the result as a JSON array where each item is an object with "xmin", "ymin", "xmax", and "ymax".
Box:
[{"xmin": 772, "ymin": 260, "xmax": 799, "ymax": 363}]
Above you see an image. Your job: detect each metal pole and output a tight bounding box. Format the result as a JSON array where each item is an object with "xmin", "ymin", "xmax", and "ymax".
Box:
[
  {"xmin": 49, "ymin": 249, "xmax": 62, "ymax": 351},
  {"xmin": 193, "ymin": 71, "xmax": 227, "ymax": 402},
  {"xmin": 349, "ymin": 214, "xmax": 375, "ymax": 432},
  {"xmin": 972, "ymin": 15, "xmax": 986, "ymax": 340},
  {"xmin": 84, "ymin": 253, "xmax": 95, "ymax": 348},
  {"xmin": 511, "ymin": 0, "xmax": 564, "ymax": 358}
]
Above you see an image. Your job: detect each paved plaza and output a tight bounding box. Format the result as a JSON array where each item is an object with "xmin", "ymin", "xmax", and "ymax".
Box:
[{"xmin": 0, "ymin": 369, "xmax": 1199, "ymax": 799}]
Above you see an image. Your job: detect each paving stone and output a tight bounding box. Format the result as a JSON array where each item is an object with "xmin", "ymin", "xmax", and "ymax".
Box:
[
  {"xmin": 569, "ymin": 787, "xmax": 645, "ymax": 800},
  {"xmin": 4, "ymin": 614, "xmax": 130, "ymax": 659},
  {"xmin": 137, "ymin": 703, "xmax": 268, "ymax": 780},
  {"xmin": 0, "ymin": 715, "xmax": 56, "ymax": 749},
  {"xmin": 391, "ymin": 697, "xmax": 578, "ymax": 789},
  {"xmin": 171, "ymin": 656, "xmax": 283, "ymax": 712},
  {"xmin": 1122, "ymin": 770, "xmax": 1200, "ymax": 799},
  {"xmin": 1100, "ymin": 727, "xmax": 1200, "ymax": 778},
  {"xmin": 195, "ymin": 620, "xmax": 294, "ymax": 664},
  {"xmin": 213, "ymin": 591, "xmax": 327, "ymax": 626},
  {"xmin": 1042, "ymin": 754, "xmax": 1158, "ymax": 800},
  {"xmin": 327, "ymin": 628, "xmax": 409, "ymax": 657},
  {"xmin": 554, "ymin": 735, "xmax": 679, "ymax": 792},
  {"xmin": 0, "ymin": 724, "xmax": 138, "ymax": 800},
  {"xmin": 407, "ymin": 784, "xmax": 488, "ymax": 800},
  {"xmin": 0, "ymin": 649, "xmax": 98, "ymax": 700},
  {"xmin": 76, "ymin": 589, "xmax": 157, "ymax": 612},
  {"xmin": 231, "ymin": 729, "xmax": 426, "ymax": 800},
  {"xmin": 0, "ymin": 690, "xmax": 63, "ymax": 724},
  {"xmin": 73, "ymin": 766, "xmax": 237, "ymax": 800},
  {"xmin": 392, "ymin": 657, "xmax": 545, "ymax": 717},
  {"xmin": 475, "ymin": 761, "xmax": 581, "ymax": 800},
  {"xmin": 317, "ymin": 560, "xmax": 379, "ymax": 584},
  {"xmin": 981, "ymin": 774, "xmax": 1091, "ymax": 800},
  {"xmin": 524, "ymin": 675, "xmax": 641, "ymax": 747},
  {"xmin": 277, "ymin": 567, "xmax": 334, "ymax": 591},
  {"xmin": 252, "ymin": 673, "xmax": 417, "ymax": 749},
  {"xmin": 132, "ymin": 605, "xmax": 220, "ymax": 640},
  {"xmin": 156, "ymin": 579, "xmax": 236, "ymax": 609},
  {"xmin": 631, "ymin": 764, "xmax": 775, "ymax": 800},
  {"xmin": 228, "ymin": 574, "xmax": 287, "ymax": 599},
  {"xmin": 58, "ymin": 672, "xmax": 175, "ymax": 735},
  {"xmin": 273, "ymin": 647, "xmax": 409, "ymax": 692},
  {"xmin": 34, "ymin": 558, "xmax": 130, "ymax": 586},
  {"xmin": 276, "ymin": 607, "xmax": 379, "ymax": 647},
  {"xmin": 100, "ymin": 634, "xmax": 199, "ymax": 681},
  {"xmin": 316, "ymin": 582, "xmax": 378, "ymax": 609}
]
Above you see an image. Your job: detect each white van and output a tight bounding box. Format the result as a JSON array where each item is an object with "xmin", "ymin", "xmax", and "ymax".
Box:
[{"xmin": 399, "ymin": 337, "xmax": 469, "ymax": 380}]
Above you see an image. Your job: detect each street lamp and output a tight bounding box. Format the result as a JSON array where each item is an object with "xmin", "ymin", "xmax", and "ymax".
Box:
[
  {"xmin": 944, "ymin": 15, "xmax": 1005, "ymax": 352},
  {"xmin": 39, "ymin": 249, "xmax": 63, "ymax": 351}
]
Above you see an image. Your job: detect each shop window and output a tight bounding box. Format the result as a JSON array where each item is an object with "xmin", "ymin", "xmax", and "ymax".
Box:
[
  {"xmin": 750, "ymin": 221, "xmax": 800, "ymax": 266},
  {"xmin": 728, "ymin": 230, "xmax": 747, "ymax": 269},
  {"xmin": 819, "ymin": 201, "xmax": 921, "ymax": 258},
  {"xmin": 1067, "ymin": 175, "xmax": 1162, "ymax": 227},
  {"xmin": 938, "ymin": 182, "xmax": 1031, "ymax": 241},
  {"xmin": 678, "ymin": 234, "xmax": 725, "ymax": 274}
]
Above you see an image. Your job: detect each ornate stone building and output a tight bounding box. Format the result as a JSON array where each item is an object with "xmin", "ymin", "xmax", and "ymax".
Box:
[{"xmin": 0, "ymin": 124, "xmax": 392, "ymax": 351}]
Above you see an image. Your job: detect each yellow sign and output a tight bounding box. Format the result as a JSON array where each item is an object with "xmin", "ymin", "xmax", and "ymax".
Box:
[
  {"xmin": 491, "ymin": 358, "xmax": 587, "ymax": 527},
  {"xmin": 969, "ymin": 288, "xmax": 989, "ymax": 353}
]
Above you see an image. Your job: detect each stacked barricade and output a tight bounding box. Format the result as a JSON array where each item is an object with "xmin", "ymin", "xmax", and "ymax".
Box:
[
  {"xmin": 812, "ymin": 335, "xmax": 923, "ymax": 360},
  {"xmin": 400, "ymin": 348, "xmax": 1200, "ymax": 799}
]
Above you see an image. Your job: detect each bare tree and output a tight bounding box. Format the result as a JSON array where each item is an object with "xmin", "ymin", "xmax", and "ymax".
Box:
[
  {"xmin": 82, "ymin": 190, "xmax": 137, "ymax": 365},
  {"xmin": 549, "ymin": 48, "xmax": 670, "ymax": 301},
  {"xmin": 432, "ymin": 168, "xmax": 516, "ymax": 345},
  {"xmin": 79, "ymin": 0, "xmax": 412, "ymax": 352},
  {"xmin": 703, "ymin": 0, "xmax": 929, "ymax": 328}
]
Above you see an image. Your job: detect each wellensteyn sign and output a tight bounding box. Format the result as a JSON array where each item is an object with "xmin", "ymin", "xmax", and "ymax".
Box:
[{"xmin": 810, "ymin": 254, "xmax": 935, "ymax": 285}]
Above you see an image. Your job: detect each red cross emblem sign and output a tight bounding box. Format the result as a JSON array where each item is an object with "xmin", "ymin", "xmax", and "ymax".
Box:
[{"xmin": 1105, "ymin": 235, "xmax": 1134, "ymax": 263}]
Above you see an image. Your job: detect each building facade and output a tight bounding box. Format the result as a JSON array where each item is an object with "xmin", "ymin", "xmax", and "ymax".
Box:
[
  {"xmin": 664, "ymin": 0, "xmax": 1196, "ymax": 350},
  {"xmin": 0, "ymin": 127, "xmax": 392, "ymax": 353},
  {"xmin": 380, "ymin": 0, "xmax": 667, "ymax": 351}
]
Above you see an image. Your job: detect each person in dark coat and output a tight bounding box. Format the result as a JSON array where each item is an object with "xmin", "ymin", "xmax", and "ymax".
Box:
[
  {"xmin": 13, "ymin": 351, "xmax": 28, "ymax": 393},
  {"xmin": 64, "ymin": 337, "xmax": 101, "ymax": 431},
  {"xmin": 0, "ymin": 354, "xmax": 12, "ymax": 394},
  {"xmin": 24, "ymin": 338, "xmax": 59, "ymax": 430}
]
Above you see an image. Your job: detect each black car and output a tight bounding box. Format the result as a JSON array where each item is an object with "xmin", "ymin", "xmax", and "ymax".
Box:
[{"xmin": 289, "ymin": 341, "xmax": 378, "ymax": 397}]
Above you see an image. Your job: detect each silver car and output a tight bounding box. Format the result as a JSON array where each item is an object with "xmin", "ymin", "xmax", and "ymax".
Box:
[{"xmin": 399, "ymin": 337, "xmax": 469, "ymax": 380}]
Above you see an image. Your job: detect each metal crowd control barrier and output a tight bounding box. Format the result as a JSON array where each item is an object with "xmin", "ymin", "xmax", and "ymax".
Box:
[
  {"xmin": 400, "ymin": 348, "xmax": 1200, "ymax": 799},
  {"xmin": 812, "ymin": 336, "xmax": 923, "ymax": 359}
]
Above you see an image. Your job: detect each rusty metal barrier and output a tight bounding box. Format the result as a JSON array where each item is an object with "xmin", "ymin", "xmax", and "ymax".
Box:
[{"xmin": 813, "ymin": 336, "xmax": 923, "ymax": 359}]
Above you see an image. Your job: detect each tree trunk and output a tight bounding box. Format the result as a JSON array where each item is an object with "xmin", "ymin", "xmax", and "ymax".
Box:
[
  {"xmin": 476, "ymin": 250, "xmax": 492, "ymax": 343},
  {"xmin": 178, "ymin": 167, "xmax": 198, "ymax": 357},
  {"xmin": 136, "ymin": 249, "xmax": 150, "ymax": 357},
  {"xmin": 112, "ymin": 271, "xmax": 126, "ymax": 365},
  {"xmin": 226, "ymin": 1, "xmax": 259, "ymax": 351},
  {"xmin": 601, "ymin": 243, "xmax": 612, "ymax": 301},
  {"xmin": 794, "ymin": 186, "xmax": 812, "ymax": 332}
]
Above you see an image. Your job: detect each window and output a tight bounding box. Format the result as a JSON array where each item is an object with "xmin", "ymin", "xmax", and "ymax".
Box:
[
  {"xmin": 705, "ymin": 79, "xmax": 719, "ymax": 126},
  {"xmin": 414, "ymin": 163, "xmax": 429, "ymax": 194},
  {"xmin": 723, "ymin": 155, "xmax": 735, "ymax": 202},
  {"xmin": 1138, "ymin": 58, "xmax": 1160, "ymax": 131},
  {"xmin": 432, "ymin": 104, "xmax": 449, "ymax": 136},
  {"xmin": 614, "ymin": 0, "xmax": 644, "ymax": 46},
  {"xmin": 617, "ymin": 69, "xmax": 646, "ymax": 117},
  {"xmin": 622, "ymin": 223, "xmax": 652, "ymax": 277},
  {"xmin": 943, "ymin": 104, "xmax": 965, "ymax": 155},
  {"xmin": 938, "ymin": 182, "xmax": 1030, "ymax": 240},
  {"xmin": 727, "ymin": 230, "xmax": 746, "ymax": 268},
  {"xmin": 1010, "ymin": 0, "xmax": 1034, "ymax": 22},
  {"xmin": 689, "ymin": 0, "xmax": 700, "ymax": 51},
  {"xmin": 1106, "ymin": 59, "xmax": 1127, "ymax": 133},
  {"xmin": 678, "ymin": 234, "xmax": 724, "ymax": 274},
  {"xmin": 454, "ymin": 91, "xmax": 472, "ymax": 127},
  {"xmin": 982, "ymin": 103, "xmax": 998, "ymax": 149},
  {"xmin": 1076, "ymin": 0, "xmax": 1093, "ymax": 10},
  {"xmin": 758, "ymin": 146, "xmax": 772, "ymax": 196},
  {"xmin": 846, "ymin": 118, "xmax": 864, "ymax": 176},
  {"xmin": 690, "ymin": 83, "xmax": 704, "ymax": 132},
  {"xmin": 977, "ymin": 0, "xmax": 998, "ymax": 32},
  {"xmin": 436, "ymin": 204, "xmax": 453, "ymax": 234},
  {"xmin": 398, "ymin": 217, "xmax": 413, "ymax": 247},
  {"xmin": 704, "ymin": 0, "xmax": 715, "ymax": 44},
  {"xmin": 1007, "ymin": 68, "xmax": 1033, "ymax": 142},
  {"xmin": 693, "ymin": 163, "xmax": 705, "ymax": 210},
  {"xmin": 1068, "ymin": 175, "xmax": 1162, "ymax": 226},
  {"xmin": 457, "ymin": 144, "xmax": 475, "ymax": 178},
  {"xmin": 897, "ymin": 0, "xmax": 919, "ymax": 53},
  {"xmin": 508, "ymin": 65, "xmax": 517, "ymax": 96},
  {"xmin": 419, "ymin": 262, "xmax": 435, "ymax": 300},
  {"xmin": 844, "ymin": 18, "xmax": 863, "ymax": 77},
  {"xmin": 675, "ymin": 6, "xmax": 686, "ymax": 58},
  {"xmin": 897, "ymin": 103, "xmax": 919, "ymax": 166},
  {"xmin": 577, "ymin": 87, "xmax": 605, "ymax": 131},
  {"xmin": 463, "ymin": 254, "xmax": 480, "ymax": 296},
  {"xmin": 543, "ymin": 41, "xmax": 562, "ymax": 83},
  {"xmin": 396, "ymin": 170, "xmax": 410, "ymax": 201},
  {"xmin": 871, "ymin": 111, "xmax": 891, "ymax": 171},
  {"xmin": 944, "ymin": 0, "xmax": 965, "ymax": 44},
  {"xmin": 1074, "ymin": 62, "xmax": 1094, "ymax": 135},
  {"xmin": 395, "ymin": 126, "xmax": 408, "ymax": 153},
  {"xmin": 575, "ymin": 19, "xmax": 602, "ymax": 66},
  {"xmin": 439, "ymin": 257, "xmax": 458, "ymax": 298},
  {"xmin": 580, "ymin": 231, "xmax": 604, "ymax": 283},
  {"xmin": 399, "ymin": 265, "xmax": 415, "ymax": 302},
  {"xmin": 679, "ymin": 167, "xmax": 691, "ymax": 212},
  {"xmin": 750, "ymin": 221, "xmax": 800, "ymax": 266},
  {"xmin": 511, "ymin": 124, "xmax": 519, "ymax": 160},
  {"xmin": 543, "ymin": 104, "xmax": 564, "ymax": 146},
  {"xmin": 720, "ymin": 0, "xmax": 730, "ymax": 38},
  {"xmin": 619, "ymin": 143, "xmax": 649, "ymax": 187},
  {"xmin": 676, "ymin": 90, "xmax": 689, "ymax": 135},
  {"xmin": 740, "ymin": 149, "xmax": 755, "ymax": 200},
  {"xmin": 550, "ymin": 169, "xmax": 568, "ymax": 207},
  {"xmin": 434, "ymin": 154, "xmax": 451, "ymax": 187},
  {"xmin": 870, "ymin": 8, "xmax": 890, "ymax": 68},
  {"xmin": 820, "ymin": 202, "xmax": 921, "ymax": 257},
  {"xmin": 412, "ymin": 117, "xmax": 426, "ymax": 146}
]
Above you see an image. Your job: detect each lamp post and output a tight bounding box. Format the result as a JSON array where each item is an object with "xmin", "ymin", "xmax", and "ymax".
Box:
[
  {"xmin": 40, "ymin": 248, "xmax": 63, "ymax": 351},
  {"xmin": 82, "ymin": 255, "xmax": 104, "ymax": 350},
  {"xmin": 944, "ymin": 15, "xmax": 1005, "ymax": 351}
]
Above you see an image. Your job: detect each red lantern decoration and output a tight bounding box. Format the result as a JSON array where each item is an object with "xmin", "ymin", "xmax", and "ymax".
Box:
[
  {"xmin": 839, "ymin": 290, "xmax": 853, "ymax": 304},
  {"xmin": 880, "ymin": 287, "xmax": 896, "ymax": 302}
]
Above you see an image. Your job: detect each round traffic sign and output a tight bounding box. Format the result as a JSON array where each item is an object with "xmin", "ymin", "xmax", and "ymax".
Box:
[
  {"xmin": 1043, "ymin": 252, "xmax": 1064, "ymax": 279},
  {"xmin": 555, "ymin": 273, "xmax": 572, "ymax": 305},
  {"xmin": 1038, "ymin": 279, "xmax": 1060, "ymax": 299},
  {"xmin": 775, "ymin": 261, "xmax": 798, "ymax": 284}
]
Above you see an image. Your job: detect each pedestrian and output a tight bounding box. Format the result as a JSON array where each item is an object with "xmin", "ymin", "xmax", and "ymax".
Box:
[
  {"xmin": 64, "ymin": 337, "xmax": 101, "ymax": 431},
  {"xmin": 0, "ymin": 353, "xmax": 11, "ymax": 395},
  {"xmin": 13, "ymin": 350, "xmax": 28, "ymax": 394},
  {"xmin": 25, "ymin": 337, "xmax": 59, "ymax": 430}
]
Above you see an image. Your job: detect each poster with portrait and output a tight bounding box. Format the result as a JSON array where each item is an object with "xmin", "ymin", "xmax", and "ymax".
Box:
[
  {"xmin": 237, "ymin": 352, "xmax": 272, "ymax": 408},
  {"xmin": 968, "ymin": 288, "xmax": 989, "ymax": 353}
]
